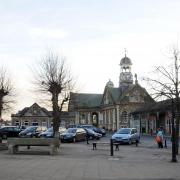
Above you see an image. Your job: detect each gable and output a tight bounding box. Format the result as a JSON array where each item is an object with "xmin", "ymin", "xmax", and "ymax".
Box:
[
  {"xmin": 20, "ymin": 103, "xmax": 50, "ymax": 117},
  {"xmin": 101, "ymin": 87, "xmax": 120, "ymax": 105},
  {"xmin": 119, "ymin": 84, "xmax": 154, "ymax": 104}
]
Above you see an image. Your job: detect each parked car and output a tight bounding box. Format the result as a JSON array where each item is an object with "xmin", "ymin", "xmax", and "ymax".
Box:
[
  {"xmin": 59, "ymin": 127, "xmax": 67, "ymax": 134},
  {"xmin": 60, "ymin": 128, "xmax": 86, "ymax": 142},
  {"xmin": 39, "ymin": 127, "xmax": 54, "ymax": 138},
  {"xmin": 67, "ymin": 124, "xmax": 81, "ymax": 128},
  {"xmin": 19, "ymin": 125, "xmax": 26, "ymax": 131},
  {"xmin": 84, "ymin": 128, "xmax": 102, "ymax": 140},
  {"xmin": 111, "ymin": 128, "xmax": 140, "ymax": 144},
  {"xmin": 92, "ymin": 127, "xmax": 106, "ymax": 136},
  {"xmin": 0, "ymin": 126, "xmax": 22, "ymax": 139},
  {"xmin": 80, "ymin": 124, "xmax": 106, "ymax": 136},
  {"xmin": 19, "ymin": 126, "xmax": 47, "ymax": 138},
  {"xmin": 39, "ymin": 127, "xmax": 66, "ymax": 138}
]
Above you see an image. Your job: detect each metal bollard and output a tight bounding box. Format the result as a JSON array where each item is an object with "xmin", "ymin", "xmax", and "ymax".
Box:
[
  {"xmin": 164, "ymin": 139, "xmax": 167, "ymax": 148},
  {"xmin": 135, "ymin": 140, "xmax": 138, "ymax": 147},
  {"xmin": 86, "ymin": 136, "xmax": 89, "ymax": 145},
  {"xmin": 110, "ymin": 139, "xmax": 114, "ymax": 156}
]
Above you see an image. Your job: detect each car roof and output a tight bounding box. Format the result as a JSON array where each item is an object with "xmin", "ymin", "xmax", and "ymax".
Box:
[{"xmin": 1, "ymin": 126, "xmax": 18, "ymax": 128}]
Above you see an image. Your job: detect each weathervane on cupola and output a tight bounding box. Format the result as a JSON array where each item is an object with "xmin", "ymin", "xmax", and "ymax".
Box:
[
  {"xmin": 119, "ymin": 49, "xmax": 133, "ymax": 87},
  {"xmin": 124, "ymin": 48, "xmax": 127, "ymax": 57}
]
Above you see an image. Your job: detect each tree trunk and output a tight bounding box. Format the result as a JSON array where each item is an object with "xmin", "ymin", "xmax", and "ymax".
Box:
[
  {"xmin": 175, "ymin": 97, "xmax": 180, "ymax": 155},
  {"xmin": 175, "ymin": 118, "xmax": 179, "ymax": 155},
  {"xmin": 52, "ymin": 92, "xmax": 60, "ymax": 139},
  {"xmin": 0, "ymin": 97, "xmax": 3, "ymax": 119}
]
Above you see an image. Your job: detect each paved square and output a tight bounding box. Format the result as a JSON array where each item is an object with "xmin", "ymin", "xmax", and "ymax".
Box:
[{"xmin": 0, "ymin": 138, "xmax": 180, "ymax": 180}]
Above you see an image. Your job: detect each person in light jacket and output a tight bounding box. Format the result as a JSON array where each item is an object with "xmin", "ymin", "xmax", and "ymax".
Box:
[{"xmin": 156, "ymin": 128, "xmax": 164, "ymax": 148}]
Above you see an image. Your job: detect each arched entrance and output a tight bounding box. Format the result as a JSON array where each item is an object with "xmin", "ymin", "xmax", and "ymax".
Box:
[{"xmin": 92, "ymin": 112, "xmax": 99, "ymax": 127}]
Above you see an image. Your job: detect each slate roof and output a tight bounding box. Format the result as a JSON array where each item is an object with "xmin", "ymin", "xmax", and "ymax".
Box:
[
  {"xmin": 132, "ymin": 99, "xmax": 172, "ymax": 114},
  {"xmin": 70, "ymin": 83, "xmax": 154, "ymax": 109},
  {"xmin": 70, "ymin": 93, "xmax": 103, "ymax": 108},
  {"xmin": 104, "ymin": 87, "xmax": 121, "ymax": 104}
]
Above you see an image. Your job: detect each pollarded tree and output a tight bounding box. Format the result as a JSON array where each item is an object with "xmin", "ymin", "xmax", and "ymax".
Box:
[
  {"xmin": 34, "ymin": 51, "xmax": 75, "ymax": 138},
  {"xmin": 0, "ymin": 67, "xmax": 14, "ymax": 119}
]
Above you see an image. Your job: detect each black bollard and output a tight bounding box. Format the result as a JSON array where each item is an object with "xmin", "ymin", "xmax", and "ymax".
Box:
[
  {"xmin": 164, "ymin": 139, "xmax": 167, "ymax": 148},
  {"xmin": 86, "ymin": 136, "xmax": 89, "ymax": 145},
  {"xmin": 135, "ymin": 140, "xmax": 138, "ymax": 147},
  {"xmin": 110, "ymin": 139, "xmax": 114, "ymax": 156}
]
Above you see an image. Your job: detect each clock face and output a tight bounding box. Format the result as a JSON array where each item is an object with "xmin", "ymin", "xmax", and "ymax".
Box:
[
  {"xmin": 120, "ymin": 73, "xmax": 132, "ymax": 82},
  {"xmin": 126, "ymin": 74, "xmax": 131, "ymax": 80}
]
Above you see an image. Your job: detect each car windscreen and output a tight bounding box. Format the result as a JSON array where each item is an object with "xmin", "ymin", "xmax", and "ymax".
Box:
[
  {"xmin": 117, "ymin": 129, "xmax": 131, "ymax": 134},
  {"xmin": 66, "ymin": 128, "xmax": 77, "ymax": 133},
  {"xmin": 24, "ymin": 126, "xmax": 37, "ymax": 132},
  {"xmin": 83, "ymin": 125, "xmax": 93, "ymax": 129},
  {"xmin": 47, "ymin": 127, "xmax": 53, "ymax": 132},
  {"xmin": 86, "ymin": 128, "xmax": 94, "ymax": 133}
]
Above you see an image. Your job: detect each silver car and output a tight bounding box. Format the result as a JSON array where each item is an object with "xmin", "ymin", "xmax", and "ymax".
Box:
[{"xmin": 111, "ymin": 128, "xmax": 140, "ymax": 144}]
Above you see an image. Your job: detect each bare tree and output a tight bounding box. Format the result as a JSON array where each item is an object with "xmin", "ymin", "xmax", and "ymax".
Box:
[
  {"xmin": 34, "ymin": 51, "xmax": 75, "ymax": 138},
  {"xmin": 0, "ymin": 67, "xmax": 14, "ymax": 119},
  {"xmin": 144, "ymin": 45, "xmax": 180, "ymax": 160}
]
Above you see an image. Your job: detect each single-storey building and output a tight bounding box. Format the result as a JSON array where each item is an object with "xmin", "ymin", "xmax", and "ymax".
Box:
[{"xmin": 11, "ymin": 103, "xmax": 74, "ymax": 128}]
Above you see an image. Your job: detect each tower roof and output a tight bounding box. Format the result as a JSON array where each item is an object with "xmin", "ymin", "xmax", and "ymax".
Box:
[
  {"xmin": 120, "ymin": 56, "xmax": 132, "ymax": 66},
  {"xmin": 106, "ymin": 79, "xmax": 114, "ymax": 87}
]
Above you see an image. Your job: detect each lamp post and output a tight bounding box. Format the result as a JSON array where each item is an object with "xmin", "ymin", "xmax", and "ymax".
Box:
[{"xmin": 171, "ymin": 99, "xmax": 177, "ymax": 162}]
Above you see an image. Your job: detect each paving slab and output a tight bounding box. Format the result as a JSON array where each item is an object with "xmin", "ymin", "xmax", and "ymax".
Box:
[{"xmin": 0, "ymin": 139, "xmax": 179, "ymax": 180}]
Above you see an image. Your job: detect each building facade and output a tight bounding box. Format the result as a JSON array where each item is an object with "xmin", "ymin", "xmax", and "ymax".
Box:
[
  {"xmin": 131, "ymin": 99, "xmax": 176, "ymax": 135},
  {"xmin": 68, "ymin": 55, "xmax": 154, "ymax": 132},
  {"xmin": 11, "ymin": 103, "xmax": 75, "ymax": 128}
]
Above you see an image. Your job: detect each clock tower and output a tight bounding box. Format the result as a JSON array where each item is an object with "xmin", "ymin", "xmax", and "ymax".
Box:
[{"xmin": 119, "ymin": 53, "xmax": 133, "ymax": 87}]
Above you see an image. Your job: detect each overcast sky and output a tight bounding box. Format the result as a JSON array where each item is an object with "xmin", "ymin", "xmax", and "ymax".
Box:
[{"xmin": 1, "ymin": 0, "xmax": 180, "ymax": 119}]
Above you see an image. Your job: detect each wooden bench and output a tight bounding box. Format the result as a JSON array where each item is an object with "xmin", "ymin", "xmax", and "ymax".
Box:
[
  {"xmin": 92, "ymin": 142, "xmax": 120, "ymax": 151},
  {"xmin": 7, "ymin": 138, "xmax": 60, "ymax": 155}
]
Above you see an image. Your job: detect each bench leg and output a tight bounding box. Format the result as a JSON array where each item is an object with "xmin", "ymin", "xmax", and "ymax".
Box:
[
  {"xmin": 8, "ymin": 145, "xmax": 13, "ymax": 154},
  {"xmin": 50, "ymin": 144, "xmax": 58, "ymax": 155},
  {"xmin": 8, "ymin": 145, "xmax": 18, "ymax": 154}
]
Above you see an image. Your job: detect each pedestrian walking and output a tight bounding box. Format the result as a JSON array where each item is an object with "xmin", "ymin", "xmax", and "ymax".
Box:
[{"xmin": 155, "ymin": 128, "xmax": 164, "ymax": 148}]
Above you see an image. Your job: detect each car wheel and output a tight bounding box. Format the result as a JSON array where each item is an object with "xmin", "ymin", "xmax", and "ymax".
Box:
[
  {"xmin": 73, "ymin": 137, "xmax": 76, "ymax": 143},
  {"xmin": 2, "ymin": 134, "xmax": 7, "ymax": 139}
]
